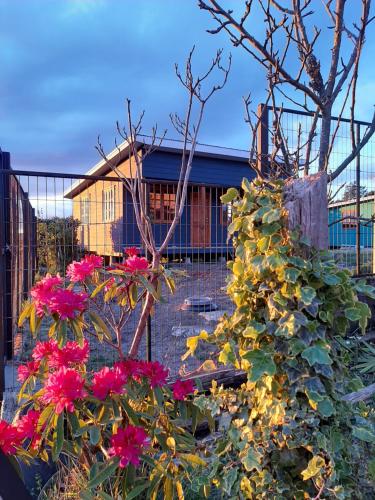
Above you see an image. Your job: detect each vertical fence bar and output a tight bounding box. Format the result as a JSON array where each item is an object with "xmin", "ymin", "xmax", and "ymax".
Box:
[
  {"xmin": 0, "ymin": 167, "xmax": 5, "ymax": 403},
  {"xmin": 356, "ymin": 123, "xmax": 361, "ymax": 275}
]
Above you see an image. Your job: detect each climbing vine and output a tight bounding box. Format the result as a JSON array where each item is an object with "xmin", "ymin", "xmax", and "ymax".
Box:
[{"xmin": 186, "ymin": 178, "xmax": 375, "ymax": 499}]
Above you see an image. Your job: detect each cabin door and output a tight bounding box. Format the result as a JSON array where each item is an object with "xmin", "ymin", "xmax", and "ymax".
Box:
[{"xmin": 190, "ymin": 187, "xmax": 211, "ymax": 247}]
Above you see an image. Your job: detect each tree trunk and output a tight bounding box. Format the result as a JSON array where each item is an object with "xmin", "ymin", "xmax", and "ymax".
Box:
[{"xmin": 284, "ymin": 172, "xmax": 328, "ymax": 250}]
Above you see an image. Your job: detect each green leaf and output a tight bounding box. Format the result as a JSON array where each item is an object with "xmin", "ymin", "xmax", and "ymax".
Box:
[
  {"xmin": 322, "ymin": 273, "xmax": 341, "ymax": 286},
  {"xmin": 87, "ymin": 459, "xmax": 120, "ymax": 489},
  {"xmin": 126, "ymin": 483, "xmax": 149, "ymax": 500},
  {"xmin": 52, "ymin": 412, "xmax": 64, "ymax": 461},
  {"xmin": 262, "ymin": 208, "xmax": 281, "ymax": 224},
  {"xmin": 89, "ymin": 426, "xmax": 101, "ymax": 446},
  {"xmin": 241, "ymin": 178, "xmax": 252, "ymax": 193},
  {"xmin": 283, "ymin": 267, "xmax": 301, "ymax": 283},
  {"xmin": 257, "ymin": 237, "xmax": 269, "ymax": 252},
  {"xmin": 88, "ymin": 311, "xmax": 112, "ymax": 342},
  {"xmin": 18, "ymin": 301, "xmax": 33, "ymax": 327},
  {"xmin": 221, "ymin": 187, "xmax": 238, "ymax": 204},
  {"xmin": 317, "ymin": 398, "xmax": 335, "ymax": 417},
  {"xmin": 352, "ymin": 426, "xmax": 375, "ymax": 443},
  {"xmin": 345, "ymin": 308, "xmax": 362, "ymax": 321},
  {"xmin": 302, "ymin": 342, "xmax": 332, "ymax": 366},
  {"xmin": 298, "ymin": 286, "xmax": 316, "ymax": 305},
  {"xmin": 242, "ymin": 447, "xmax": 262, "ymax": 472},
  {"xmin": 243, "ymin": 349, "xmax": 276, "ymax": 382},
  {"xmin": 261, "ymin": 222, "xmax": 281, "ymax": 236},
  {"xmin": 90, "ymin": 278, "xmax": 112, "ymax": 298},
  {"xmin": 243, "ymin": 320, "xmax": 266, "ymax": 339},
  {"xmin": 301, "ymin": 455, "xmax": 325, "ymax": 480},
  {"xmin": 233, "ymin": 261, "xmax": 244, "ymax": 276}
]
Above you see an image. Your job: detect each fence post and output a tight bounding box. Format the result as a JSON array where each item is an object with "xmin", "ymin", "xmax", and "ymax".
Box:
[
  {"xmin": 257, "ymin": 103, "xmax": 269, "ymax": 176},
  {"xmin": 0, "ymin": 151, "xmax": 11, "ymax": 403},
  {"xmin": 143, "ymin": 183, "xmax": 152, "ymax": 362},
  {"xmin": 356, "ymin": 123, "xmax": 361, "ymax": 275}
]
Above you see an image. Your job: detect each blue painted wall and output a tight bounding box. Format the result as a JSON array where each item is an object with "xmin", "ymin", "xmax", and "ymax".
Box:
[
  {"xmin": 329, "ymin": 202, "xmax": 373, "ymax": 248},
  {"xmin": 122, "ymin": 150, "xmax": 254, "ymax": 253}
]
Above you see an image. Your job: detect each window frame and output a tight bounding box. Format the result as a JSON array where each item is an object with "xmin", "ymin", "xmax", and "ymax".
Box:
[
  {"xmin": 149, "ymin": 187, "xmax": 176, "ymax": 224},
  {"xmin": 102, "ymin": 186, "xmax": 116, "ymax": 223},
  {"xmin": 80, "ymin": 195, "xmax": 90, "ymax": 225}
]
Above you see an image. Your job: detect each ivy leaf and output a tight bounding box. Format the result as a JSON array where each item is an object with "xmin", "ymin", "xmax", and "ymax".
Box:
[
  {"xmin": 218, "ymin": 342, "xmax": 237, "ymax": 366},
  {"xmin": 301, "ymin": 342, "xmax": 332, "ymax": 366},
  {"xmin": 233, "ymin": 261, "xmax": 244, "ymax": 276},
  {"xmin": 221, "ymin": 187, "xmax": 238, "ymax": 204},
  {"xmin": 322, "ymin": 273, "xmax": 341, "ymax": 286},
  {"xmin": 242, "ymin": 447, "xmax": 262, "ymax": 472},
  {"xmin": 298, "ymin": 286, "xmax": 316, "ymax": 305},
  {"xmin": 261, "ymin": 222, "xmax": 281, "ymax": 236},
  {"xmin": 243, "ymin": 320, "xmax": 266, "ymax": 339},
  {"xmin": 345, "ymin": 308, "xmax": 362, "ymax": 321},
  {"xmin": 317, "ymin": 398, "xmax": 335, "ymax": 417},
  {"xmin": 257, "ymin": 237, "xmax": 270, "ymax": 252},
  {"xmin": 262, "ymin": 208, "xmax": 281, "ymax": 224},
  {"xmin": 243, "ymin": 349, "xmax": 276, "ymax": 382},
  {"xmin": 352, "ymin": 427, "xmax": 375, "ymax": 443},
  {"xmin": 301, "ymin": 456, "xmax": 325, "ymax": 480},
  {"xmin": 283, "ymin": 268, "xmax": 301, "ymax": 283}
]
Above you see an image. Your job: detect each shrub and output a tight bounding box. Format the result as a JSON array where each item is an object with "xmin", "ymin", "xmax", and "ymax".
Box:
[
  {"xmin": 1, "ymin": 249, "xmax": 206, "ymax": 499},
  {"xmin": 186, "ymin": 178, "xmax": 375, "ymax": 499}
]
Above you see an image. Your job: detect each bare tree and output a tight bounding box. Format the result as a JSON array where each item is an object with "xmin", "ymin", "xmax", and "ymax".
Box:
[
  {"xmin": 197, "ymin": 0, "xmax": 374, "ymax": 247},
  {"xmin": 97, "ymin": 48, "xmax": 231, "ymax": 357}
]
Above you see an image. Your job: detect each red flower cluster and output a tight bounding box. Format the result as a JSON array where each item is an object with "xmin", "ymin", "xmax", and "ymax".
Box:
[
  {"xmin": 91, "ymin": 366, "xmax": 126, "ymax": 400},
  {"xmin": 113, "ymin": 248, "xmax": 149, "ymax": 274},
  {"xmin": 31, "ymin": 339, "xmax": 89, "ymax": 369},
  {"xmin": 66, "ymin": 254, "xmax": 103, "ymax": 282},
  {"xmin": 18, "ymin": 360, "xmax": 41, "ymax": 382},
  {"xmin": 49, "ymin": 339, "xmax": 89, "ymax": 368},
  {"xmin": 30, "ymin": 276, "xmax": 87, "ymax": 320},
  {"xmin": 125, "ymin": 247, "xmax": 140, "ymax": 257},
  {"xmin": 172, "ymin": 379, "xmax": 196, "ymax": 401},
  {"xmin": 41, "ymin": 367, "xmax": 87, "ymax": 414},
  {"xmin": 0, "ymin": 420, "xmax": 22, "ymax": 455},
  {"xmin": 30, "ymin": 275, "xmax": 62, "ymax": 316},
  {"xmin": 108, "ymin": 425, "xmax": 150, "ymax": 468},
  {"xmin": 0, "ymin": 409, "xmax": 41, "ymax": 455},
  {"xmin": 115, "ymin": 359, "xmax": 169, "ymax": 388}
]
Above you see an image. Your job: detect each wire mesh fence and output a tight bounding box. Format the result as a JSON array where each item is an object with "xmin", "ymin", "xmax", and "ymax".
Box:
[
  {"xmin": 265, "ymin": 106, "xmax": 375, "ymax": 274},
  {"xmin": 0, "ymin": 164, "xmax": 235, "ymax": 415}
]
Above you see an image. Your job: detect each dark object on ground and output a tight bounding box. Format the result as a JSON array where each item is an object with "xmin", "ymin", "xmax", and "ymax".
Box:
[{"xmin": 181, "ymin": 296, "xmax": 218, "ymax": 312}]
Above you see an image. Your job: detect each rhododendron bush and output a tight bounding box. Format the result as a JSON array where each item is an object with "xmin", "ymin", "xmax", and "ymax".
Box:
[{"xmin": 1, "ymin": 249, "xmax": 208, "ymax": 499}]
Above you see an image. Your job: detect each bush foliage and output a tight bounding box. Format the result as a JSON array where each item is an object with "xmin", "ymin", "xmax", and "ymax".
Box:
[{"xmin": 187, "ymin": 178, "xmax": 375, "ymax": 498}]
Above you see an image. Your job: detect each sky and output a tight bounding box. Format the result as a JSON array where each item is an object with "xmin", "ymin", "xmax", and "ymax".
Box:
[{"xmin": 1, "ymin": 0, "xmax": 375, "ymax": 176}]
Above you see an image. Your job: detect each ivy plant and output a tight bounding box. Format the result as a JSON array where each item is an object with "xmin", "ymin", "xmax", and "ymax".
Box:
[{"xmin": 186, "ymin": 178, "xmax": 375, "ymax": 499}]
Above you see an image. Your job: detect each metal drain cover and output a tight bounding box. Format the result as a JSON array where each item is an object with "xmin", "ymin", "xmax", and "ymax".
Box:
[{"xmin": 181, "ymin": 296, "xmax": 218, "ymax": 312}]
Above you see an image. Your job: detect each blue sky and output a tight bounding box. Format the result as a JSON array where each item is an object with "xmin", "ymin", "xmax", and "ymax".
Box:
[{"xmin": 1, "ymin": 0, "xmax": 374, "ymax": 175}]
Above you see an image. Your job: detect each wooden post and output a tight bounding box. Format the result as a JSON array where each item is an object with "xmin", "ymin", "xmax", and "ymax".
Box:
[
  {"xmin": 284, "ymin": 172, "xmax": 329, "ymax": 250},
  {"xmin": 257, "ymin": 104, "xmax": 269, "ymax": 176}
]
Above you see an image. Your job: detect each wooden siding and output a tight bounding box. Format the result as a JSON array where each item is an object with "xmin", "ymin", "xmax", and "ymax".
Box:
[
  {"xmin": 142, "ymin": 150, "xmax": 252, "ymax": 186},
  {"xmin": 72, "ymin": 156, "xmax": 136, "ymax": 257}
]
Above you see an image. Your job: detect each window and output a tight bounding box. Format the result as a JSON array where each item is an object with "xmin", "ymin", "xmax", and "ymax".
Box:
[
  {"xmin": 220, "ymin": 203, "xmax": 232, "ymax": 226},
  {"xmin": 18, "ymin": 198, "xmax": 24, "ymax": 234},
  {"xmin": 102, "ymin": 186, "xmax": 116, "ymax": 222},
  {"xmin": 150, "ymin": 187, "xmax": 176, "ymax": 223},
  {"xmin": 341, "ymin": 208, "xmax": 357, "ymax": 229},
  {"xmin": 80, "ymin": 195, "xmax": 90, "ymax": 225}
]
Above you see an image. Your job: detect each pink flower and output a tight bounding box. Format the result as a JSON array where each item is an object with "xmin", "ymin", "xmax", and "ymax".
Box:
[
  {"xmin": 125, "ymin": 247, "xmax": 140, "ymax": 257},
  {"xmin": 124, "ymin": 255, "xmax": 149, "ymax": 273},
  {"xmin": 91, "ymin": 366, "xmax": 126, "ymax": 400},
  {"xmin": 48, "ymin": 289, "xmax": 88, "ymax": 320},
  {"xmin": 17, "ymin": 360, "xmax": 41, "ymax": 382},
  {"xmin": 33, "ymin": 340, "xmax": 57, "ymax": 361},
  {"xmin": 32, "ymin": 340, "xmax": 58, "ymax": 362},
  {"xmin": 108, "ymin": 425, "xmax": 150, "ymax": 468},
  {"xmin": 114, "ymin": 359, "xmax": 143, "ymax": 383},
  {"xmin": 49, "ymin": 340, "xmax": 89, "ymax": 369},
  {"xmin": 41, "ymin": 367, "xmax": 87, "ymax": 414},
  {"xmin": 66, "ymin": 254, "xmax": 103, "ymax": 282},
  {"xmin": 139, "ymin": 361, "xmax": 169, "ymax": 388},
  {"xmin": 30, "ymin": 275, "xmax": 62, "ymax": 316},
  {"xmin": 172, "ymin": 379, "xmax": 196, "ymax": 401},
  {"xmin": 0, "ymin": 420, "xmax": 21, "ymax": 455},
  {"xmin": 17, "ymin": 410, "xmax": 41, "ymax": 440}
]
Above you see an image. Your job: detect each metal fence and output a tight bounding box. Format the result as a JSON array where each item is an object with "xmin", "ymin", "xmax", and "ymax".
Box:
[
  {"xmin": 262, "ymin": 105, "xmax": 375, "ymax": 275},
  {"xmin": 0, "ymin": 161, "xmax": 234, "ymax": 410}
]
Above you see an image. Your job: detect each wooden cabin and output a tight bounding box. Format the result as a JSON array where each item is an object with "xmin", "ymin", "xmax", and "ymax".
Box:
[{"xmin": 64, "ymin": 138, "xmax": 254, "ymax": 261}]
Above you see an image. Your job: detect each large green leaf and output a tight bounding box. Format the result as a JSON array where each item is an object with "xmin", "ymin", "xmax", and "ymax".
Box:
[
  {"xmin": 243, "ymin": 349, "xmax": 276, "ymax": 382},
  {"xmin": 221, "ymin": 187, "xmax": 238, "ymax": 204},
  {"xmin": 301, "ymin": 342, "xmax": 332, "ymax": 366},
  {"xmin": 301, "ymin": 455, "xmax": 325, "ymax": 480}
]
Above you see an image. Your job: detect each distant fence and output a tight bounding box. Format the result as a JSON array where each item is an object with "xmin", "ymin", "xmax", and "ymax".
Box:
[
  {"xmin": 0, "ymin": 162, "xmax": 234, "ymax": 404},
  {"xmin": 258, "ymin": 105, "xmax": 375, "ymax": 275}
]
